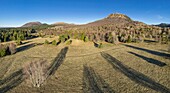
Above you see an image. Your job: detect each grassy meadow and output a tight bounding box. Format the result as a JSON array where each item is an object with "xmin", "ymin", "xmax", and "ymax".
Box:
[{"xmin": 0, "ymin": 36, "xmax": 169, "ymax": 93}]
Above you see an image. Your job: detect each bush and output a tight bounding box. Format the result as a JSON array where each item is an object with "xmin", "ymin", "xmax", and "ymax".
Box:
[
  {"xmin": 44, "ymin": 39, "xmax": 50, "ymax": 44},
  {"xmin": 16, "ymin": 40, "xmax": 22, "ymax": 45},
  {"xmin": 127, "ymin": 35, "xmax": 132, "ymax": 43},
  {"xmin": 162, "ymin": 35, "xmax": 169, "ymax": 44},
  {"xmin": 84, "ymin": 36, "xmax": 89, "ymax": 42},
  {"xmin": 66, "ymin": 40, "xmax": 72, "ymax": 45},
  {"xmin": 52, "ymin": 40, "xmax": 57, "ymax": 45},
  {"xmin": 64, "ymin": 34, "xmax": 69, "ymax": 40},
  {"xmin": 59, "ymin": 35, "xmax": 66, "ymax": 42},
  {"xmin": 59, "ymin": 34, "xmax": 70, "ymax": 43},
  {"xmin": 50, "ymin": 36, "xmax": 53, "ymax": 38},
  {"xmin": 98, "ymin": 43, "xmax": 103, "ymax": 48},
  {"xmin": 73, "ymin": 33, "xmax": 78, "ymax": 39},
  {"xmin": 0, "ymin": 44, "xmax": 7, "ymax": 57},
  {"xmin": 0, "ymin": 49, "xmax": 6, "ymax": 57},
  {"xmin": 81, "ymin": 33, "xmax": 85, "ymax": 41}
]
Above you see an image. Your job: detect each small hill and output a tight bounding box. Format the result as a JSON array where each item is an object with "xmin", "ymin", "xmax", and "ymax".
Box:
[
  {"xmin": 52, "ymin": 22, "xmax": 75, "ymax": 26},
  {"xmin": 22, "ymin": 22, "xmax": 42, "ymax": 27},
  {"xmin": 84, "ymin": 13, "xmax": 134, "ymax": 27}
]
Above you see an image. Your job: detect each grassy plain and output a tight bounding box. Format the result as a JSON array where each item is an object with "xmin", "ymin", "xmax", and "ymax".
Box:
[{"xmin": 0, "ymin": 37, "xmax": 170, "ymax": 93}]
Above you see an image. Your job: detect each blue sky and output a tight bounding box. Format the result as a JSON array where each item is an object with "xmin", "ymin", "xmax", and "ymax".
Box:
[{"xmin": 0, "ymin": 0, "xmax": 170, "ymax": 27}]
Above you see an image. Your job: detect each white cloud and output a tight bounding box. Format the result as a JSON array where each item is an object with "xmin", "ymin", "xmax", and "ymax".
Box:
[{"xmin": 157, "ymin": 15, "xmax": 163, "ymax": 19}]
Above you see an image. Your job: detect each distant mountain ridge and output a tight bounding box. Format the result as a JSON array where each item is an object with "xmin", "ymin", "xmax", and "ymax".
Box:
[
  {"xmin": 155, "ymin": 23, "xmax": 170, "ymax": 28},
  {"xmin": 20, "ymin": 13, "xmax": 169, "ymax": 30},
  {"xmin": 22, "ymin": 22, "xmax": 42, "ymax": 27}
]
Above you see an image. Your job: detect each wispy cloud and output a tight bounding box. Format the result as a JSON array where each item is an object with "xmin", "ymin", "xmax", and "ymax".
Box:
[{"xmin": 157, "ymin": 15, "xmax": 163, "ymax": 19}]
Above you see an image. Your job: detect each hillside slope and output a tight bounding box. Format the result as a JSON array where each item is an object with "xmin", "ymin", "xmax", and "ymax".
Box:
[{"xmin": 22, "ymin": 22, "xmax": 42, "ymax": 27}]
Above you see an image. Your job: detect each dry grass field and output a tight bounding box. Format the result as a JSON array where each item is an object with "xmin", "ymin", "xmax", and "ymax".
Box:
[{"xmin": 0, "ymin": 37, "xmax": 170, "ymax": 93}]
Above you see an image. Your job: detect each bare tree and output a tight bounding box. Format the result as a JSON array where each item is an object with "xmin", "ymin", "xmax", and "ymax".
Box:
[
  {"xmin": 24, "ymin": 60, "xmax": 48, "ymax": 87},
  {"xmin": 8, "ymin": 43, "xmax": 17, "ymax": 54}
]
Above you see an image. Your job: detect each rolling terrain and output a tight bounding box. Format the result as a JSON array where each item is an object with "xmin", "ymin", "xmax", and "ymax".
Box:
[
  {"xmin": 0, "ymin": 36, "xmax": 170, "ymax": 93},
  {"xmin": 0, "ymin": 13, "xmax": 170, "ymax": 93}
]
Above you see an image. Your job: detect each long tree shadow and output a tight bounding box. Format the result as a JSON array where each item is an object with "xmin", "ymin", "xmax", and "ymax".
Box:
[
  {"xmin": 101, "ymin": 52, "xmax": 170, "ymax": 93},
  {"xmin": 0, "ymin": 61, "xmax": 12, "ymax": 79},
  {"xmin": 17, "ymin": 43, "xmax": 35, "ymax": 52},
  {"xmin": 128, "ymin": 52, "xmax": 167, "ymax": 67},
  {"xmin": 144, "ymin": 40, "xmax": 156, "ymax": 43},
  {"xmin": 124, "ymin": 44, "xmax": 170, "ymax": 58},
  {"xmin": 47, "ymin": 47, "xmax": 68, "ymax": 76},
  {"xmin": 83, "ymin": 65, "xmax": 115, "ymax": 93},
  {"xmin": 0, "ymin": 69, "xmax": 25, "ymax": 93},
  {"xmin": 159, "ymin": 49, "xmax": 170, "ymax": 53}
]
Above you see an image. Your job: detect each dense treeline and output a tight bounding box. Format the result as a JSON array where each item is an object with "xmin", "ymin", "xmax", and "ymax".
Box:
[
  {"xmin": 41, "ymin": 24, "xmax": 170, "ymax": 44},
  {"xmin": 0, "ymin": 28, "xmax": 37, "ymax": 57},
  {"xmin": 0, "ymin": 24, "xmax": 53, "ymax": 43},
  {"xmin": 0, "ymin": 28, "xmax": 36, "ymax": 43}
]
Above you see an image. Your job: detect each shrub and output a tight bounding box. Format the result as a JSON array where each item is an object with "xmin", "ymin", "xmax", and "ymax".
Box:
[
  {"xmin": 66, "ymin": 40, "xmax": 72, "ymax": 45},
  {"xmin": 161, "ymin": 35, "xmax": 169, "ymax": 44},
  {"xmin": 38, "ymin": 33, "xmax": 45, "ymax": 38},
  {"xmin": 0, "ymin": 44, "xmax": 7, "ymax": 57},
  {"xmin": 84, "ymin": 36, "xmax": 89, "ymax": 42},
  {"xmin": 59, "ymin": 35, "xmax": 66, "ymax": 42},
  {"xmin": 24, "ymin": 60, "xmax": 48, "ymax": 87},
  {"xmin": 52, "ymin": 40, "xmax": 57, "ymax": 45},
  {"xmin": 73, "ymin": 33, "xmax": 78, "ymax": 39},
  {"xmin": 19, "ymin": 33, "xmax": 25, "ymax": 40},
  {"xmin": 98, "ymin": 43, "xmax": 103, "ymax": 48},
  {"xmin": 58, "ymin": 34, "xmax": 70, "ymax": 43},
  {"xmin": 64, "ymin": 34, "xmax": 69, "ymax": 40},
  {"xmin": 50, "ymin": 36, "xmax": 53, "ymax": 38},
  {"xmin": 127, "ymin": 35, "xmax": 132, "ymax": 43},
  {"xmin": 44, "ymin": 39, "xmax": 50, "ymax": 44},
  {"xmin": 81, "ymin": 33, "xmax": 85, "ymax": 41},
  {"xmin": 0, "ymin": 49, "xmax": 6, "ymax": 57},
  {"xmin": 16, "ymin": 39, "xmax": 22, "ymax": 45}
]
